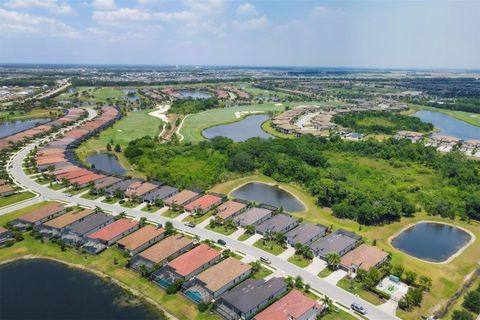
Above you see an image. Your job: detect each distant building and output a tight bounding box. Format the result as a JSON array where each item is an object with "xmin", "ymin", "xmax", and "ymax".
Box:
[
  {"xmin": 286, "ymin": 223, "xmax": 327, "ymax": 247},
  {"xmin": 255, "ymin": 214, "xmax": 299, "ymax": 236}
]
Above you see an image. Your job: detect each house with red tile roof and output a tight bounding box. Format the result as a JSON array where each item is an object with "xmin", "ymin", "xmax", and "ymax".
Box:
[
  {"xmin": 87, "ymin": 218, "xmax": 140, "ymax": 246},
  {"xmin": 254, "ymin": 289, "xmax": 323, "ymax": 320},
  {"xmin": 164, "ymin": 189, "xmax": 200, "ymax": 207},
  {"xmin": 216, "ymin": 200, "xmax": 248, "ymax": 222},
  {"xmin": 152, "ymin": 244, "xmax": 221, "ymax": 287},
  {"xmin": 69, "ymin": 173, "xmax": 105, "ymax": 187},
  {"xmin": 124, "ymin": 182, "xmax": 158, "ymax": 199},
  {"xmin": 184, "ymin": 194, "xmax": 223, "ymax": 214},
  {"xmin": 10, "ymin": 202, "xmax": 66, "ymax": 230}
]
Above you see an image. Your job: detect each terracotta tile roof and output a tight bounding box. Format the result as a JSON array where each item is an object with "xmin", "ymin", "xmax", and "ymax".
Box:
[
  {"xmin": 168, "ymin": 244, "xmax": 221, "ymax": 277},
  {"xmin": 254, "ymin": 289, "xmax": 321, "ymax": 320},
  {"xmin": 0, "ymin": 185, "xmax": 14, "ymax": 194},
  {"xmin": 184, "ymin": 194, "xmax": 222, "ymax": 211},
  {"xmin": 88, "ymin": 218, "xmax": 139, "ymax": 242},
  {"xmin": 216, "ymin": 200, "xmax": 247, "ymax": 220},
  {"xmin": 164, "ymin": 190, "xmax": 199, "ymax": 206},
  {"xmin": 18, "ymin": 203, "xmax": 66, "ymax": 223},
  {"xmin": 117, "ymin": 225, "xmax": 165, "ymax": 251},
  {"xmin": 138, "ymin": 234, "xmax": 193, "ymax": 264},
  {"xmin": 340, "ymin": 244, "xmax": 388, "ymax": 271},
  {"xmin": 44, "ymin": 208, "xmax": 94, "ymax": 229},
  {"xmin": 197, "ymin": 257, "xmax": 251, "ymax": 292},
  {"xmin": 69, "ymin": 173, "xmax": 105, "ymax": 185},
  {"xmin": 125, "ymin": 182, "xmax": 158, "ymax": 197}
]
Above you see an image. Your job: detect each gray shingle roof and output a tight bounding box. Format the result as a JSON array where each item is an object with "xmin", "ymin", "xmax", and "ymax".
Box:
[
  {"xmin": 286, "ymin": 223, "xmax": 327, "ymax": 245},
  {"xmin": 234, "ymin": 207, "xmax": 272, "ymax": 226},
  {"xmin": 144, "ymin": 185, "xmax": 179, "ymax": 201},
  {"xmin": 66, "ymin": 213, "xmax": 114, "ymax": 236},
  {"xmin": 310, "ymin": 229, "xmax": 359, "ymax": 256},
  {"xmin": 219, "ymin": 277, "xmax": 287, "ymax": 314},
  {"xmin": 256, "ymin": 214, "xmax": 298, "ymax": 234}
]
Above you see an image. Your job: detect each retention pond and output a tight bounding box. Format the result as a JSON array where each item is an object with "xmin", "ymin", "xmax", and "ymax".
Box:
[
  {"xmin": 87, "ymin": 153, "xmax": 127, "ymax": 175},
  {"xmin": 202, "ymin": 114, "xmax": 273, "ymax": 142}
]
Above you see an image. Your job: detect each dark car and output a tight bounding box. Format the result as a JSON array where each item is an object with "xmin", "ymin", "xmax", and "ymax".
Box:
[{"xmin": 217, "ymin": 239, "xmax": 226, "ymax": 245}]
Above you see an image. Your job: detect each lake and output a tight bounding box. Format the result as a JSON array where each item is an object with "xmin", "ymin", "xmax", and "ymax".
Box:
[
  {"xmin": 0, "ymin": 259, "xmax": 161, "ymax": 320},
  {"xmin": 231, "ymin": 182, "xmax": 306, "ymax": 212},
  {"xmin": 391, "ymin": 222, "xmax": 471, "ymax": 262},
  {"xmin": 0, "ymin": 118, "xmax": 50, "ymax": 139},
  {"xmin": 202, "ymin": 114, "xmax": 274, "ymax": 142},
  {"xmin": 179, "ymin": 91, "xmax": 211, "ymax": 99},
  {"xmin": 87, "ymin": 153, "xmax": 126, "ymax": 175},
  {"xmin": 414, "ymin": 110, "xmax": 480, "ymax": 140}
]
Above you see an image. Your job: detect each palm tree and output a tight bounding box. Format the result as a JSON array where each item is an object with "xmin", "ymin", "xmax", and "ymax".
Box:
[
  {"xmin": 326, "ymin": 252, "xmax": 341, "ymax": 270},
  {"xmin": 321, "ymin": 295, "xmax": 333, "ymax": 312}
]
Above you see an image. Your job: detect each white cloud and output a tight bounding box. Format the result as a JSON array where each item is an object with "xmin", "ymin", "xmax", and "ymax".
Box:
[
  {"xmin": 236, "ymin": 3, "xmax": 257, "ymax": 16},
  {"xmin": 310, "ymin": 6, "xmax": 330, "ymax": 17},
  {"xmin": 5, "ymin": 0, "xmax": 74, "ymax": 15},
  {"xmin": 183, "ymin": 0, "xmax": 225, "ymax": 14},
  {"xmin": 92, "ymin": 0, "xmax": 117, "ymax": 10},
  {"xmin": 92, "ymin": 8, "xmax": 153, "ymax": 25},
  {"xmin": 0, "ymin": 8, "xmax": 78, "ymax": 37},
  {"xmin": 232, "ymin": 15, "xmax": 268, "ymax": 30}
]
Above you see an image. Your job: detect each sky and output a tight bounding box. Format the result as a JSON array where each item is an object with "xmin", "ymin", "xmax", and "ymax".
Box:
[{"xmin": 0, "ymin": 0, "xmax": 479, "ymax": 69}]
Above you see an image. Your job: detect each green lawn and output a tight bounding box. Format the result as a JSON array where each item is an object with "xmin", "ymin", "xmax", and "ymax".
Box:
[
  {"xmin": 179, "ymin": 103, "xmax": 285, "ymax": 143},
  {"xmin": 205, "ymin": 224, "xmax": 237, "ymax": 236},
  {"xmin": 320, "ymin": 309, "xmax": 358, "ymax": 320},
  {"xmin": 141, "ymin": 206, "xmax": 162, "ymax": 213},
  {"xmin": 66, "ymin": 187, "xmax": 90, "ymax": 195},
  {"xmin": 120, "ymin": 201, "xmax": 142, "ymax": 209},
  {"xmin": 75, "ymin": 109, "xmax": 162, "ymax": 178},
  {"xmin": 287, "ymin": 255, "xmax": 313, "ymax": 268},
  {"xmin": 253, "ymin": 239, "xmax": 286, "ymax": 256},
  {"xmin": 80, "ymin": 193, "xmax": 102, "ymax": 200},
  {"xmin": 261, "ymin": 120, "xmax": 297, "ymax": 139},
  {"xmin": 251, "ymin": 266, "xmax": 273, "ymax": 280},
  {"xmin": 102, "ymin": 197, "xmax": 121, "ymax": 204},
  {"xmin": 237, "ymin": 232, "xmax": 253, "ymax": 242},
  {"xmin": 0, "ymin": 108, "xmax": 58, "ymax": 121},
  {"xmin": 0, "ymin": 201, "xmax": 56, "ymax": 226},
  {"xmin": 161, "ymin": 210, "xmax": 182, "ymax": 218},
  {"xmin": 0, "ymin": 192, "xmax": 36, "ymax": 208},
  {"xmin": 48, "ymin": 183, "xmax": 66, "ymax": 190},
  {"xmin": 318, "ymin": 267, "xmax": 334, "ymax": 278},
  {"xmin": 337, "ymin": 277, "xmax": 384, "ymax": 306},
  {"xmin": 407, "ymin": 104, "xmax": 480, "ymax": 127},
  {"xmin": 182, "ymin": 211, "xmax": 213, "ymax": 224}
]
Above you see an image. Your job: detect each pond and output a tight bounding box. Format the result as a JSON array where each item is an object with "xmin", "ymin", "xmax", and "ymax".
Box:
[
  {"xmin": 0, "ymin": 259, "xmax": 161, "ymax": 320},
  {"xmin": 231, "ymin": 182, "xmax": 306, "ymax": 212},
  {"xmin": 0, "ymin": 118, "xmax": 50, "ymax": 139},
  {"xmin": 202, "ymin": 114, "xmax": 274, "ymax": 142},
  {"xmin": 391, "ymin": 222, "xmax": 472, "ymax": 262},
  {"xmin": 179, "ymin": 91, "xmax": 211, "ymax": 99},
  {"xmin": 123, "ymin": 95, "xmax": 139, "ymax": 101},
  {"xmin": 122, "ymin": 89, "xmax": 137, "ymax": 94},
  {"xmin": 87, "ymin": 153, "xmax": 127, "ymax": 175},
  {"xmin": 413, "ymin": 110, "xmax": 480, "ymax": 141}
]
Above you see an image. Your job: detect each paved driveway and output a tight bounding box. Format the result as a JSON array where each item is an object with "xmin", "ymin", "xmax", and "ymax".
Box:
[
  {"xmin": 174, "ymin": 212, "xmax": 189, "ymax": 221},
  {"xmin": 378, "ymin": 300, "xmax": 398, "ymax": 315},
  {"xmin": 277, "ymin": 247, "xmax": 295, "ymax": 260},
  {"xmin": 243, "ymin": 233, "xmax": 262, "ymax": 245},
  {"xmin": 229, "ymin": 228, "xmax": 245, "ymax": 240},
  {"xmin": 304, "ymin": 257, "xmax": 327, "ymax": 275},
  {"xmin": 324, "ymin": 269, "xmax": 348, "ymax": 285},
  {"xmin": 197, "ymin": 216, "xmax": 213, "ymax": 228}
]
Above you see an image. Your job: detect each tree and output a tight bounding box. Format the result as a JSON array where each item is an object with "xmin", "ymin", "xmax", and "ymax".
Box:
[
  {"xmin": 139, "ymin": 217, "xmax": 147, "ymax": 227},
  {"xmin": 463, "ymin": 289, "xmax": 480, "ymax": 313},
  {"xmin": 321, "ymin": 295, "xmax": 333, "ymax": 312},
  {"xmin": 326, "ymin": 252, "xmax": 341, "ymax": 270},
  {"xmin": 249, "ymin": 260, "xmax": 261, "ymax": 272},
  {"xmin": 106, "ymin": 143, "xmax": 112, "ymax": 151},
  {"xmin": 418, "ymin": 275, "xmax": 432, "ymax": 292},
  {"xmin": 285, "ymin": 276, "xmax": 294, "ymax": 288},
  {"xmin": 114, "ymin": 144, "xmax": 121, "ymax": 152},
  {"xmin": 391, "ymin": 264, "xmax": 404, "ymax": 278},
  {"xmin": 295, "ymin": 276, "xmax": 304, "ymax": 289},
  {"xmin": 405, "ymin": 271, "xmax": 417, "ymax": 285},
  {"xmin": 245, "ymin": 225, "xmax": 255, "ymax": 235},
  {"xmin": 165, "ymin": 221, "xmax": 175, "ymax": 235},
  {"xmin": 452, "ymin": 310, "xmax": 474, "ymax": 320}
]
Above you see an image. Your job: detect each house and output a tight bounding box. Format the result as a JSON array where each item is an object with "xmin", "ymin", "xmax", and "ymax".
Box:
[
  {"xmin": 94, "ymin": 176, "xmax": 122, "ymax": 191},
  {"xmin": 10, "ymin": 203, "xmax": 66, "ymax": 230},
  {"xmin": 215, "ymin": 277, "xmax": 288, "ymax": 320},
  {"xmin": 68, "ymin": 173, "xmax": 105, "ymax": 188},
  {"xmin": 184, "ymin": 194, "xmax": 223, "ymax": 214},
  {"xmin": 254, "ymin": 289, "xmax": 323, "ymax": 320},
  {"xmin": 344, "ymin": 132, "xmax": 364, "ymax": 141},
  {"xmin": 164, "ymin": 189, "xmax": 200, "ymax": 207},
  {"xmin": 61, "ymin": 212, "xmax": 114, "ymax": 247},
  {"xmin": 117, "ymin": 225, "xmax": 165, "ymax": 256},
  {"xmin": 286, "ymin": 223, "xmax": 327, "ymax": 247},
  {"xmin": 87, "ymin": 218, "xmax": 140, "ymax": 246},
  {"xmin": 105, "ymin": 179, "xmax": 142, "ymax": 197},
  {"xmin": 131, "ymin": 234, "xmax": 194, "ymax": 271},
  {"xmin": 216, "ymin": 200, "xmax": 248, "ymax": 222},
  {"xmin": 0, "ymin": 227, "xmax": 14, "ymax": 245},
  {"xmin": 39, "ymin": 208, "xmax": 95, "ymax": 237},
  {"xmin": 0, "ymin": 184, "xmax": 15, "ymax": 197},
  {"xmin": 183, "ymin": 257, "xmax": 252, "ymax": 303},
  {"xmin": 234, "ymin": 208, "xmax": 273, "ymax": 227},
  {"xmin": 255, "ymin": 214, "xmax": 299, "ymax": 236},
  {"xmin": 310, "ymin": 229, "xmax": 361, "ymax": 259},
  {"xmin": 124, "ymin": 182, "xmax": 158, "ymax": 199},
  {"xmin": 394, "ymin": 131, "xmax": 424, "ymax": 143},
  {"xmin": 340, "ymin": 244, "xmax": 389, "ymax": 273},
  {"xmin": 143, "ymin": 185, "xmax": 179, "ymax": 203},
  {"xmin": 152, "ymin": 244, "xmax": 222, "ymax": 287}
]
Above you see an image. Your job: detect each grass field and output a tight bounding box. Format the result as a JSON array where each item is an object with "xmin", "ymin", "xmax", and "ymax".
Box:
[
  {"xmin": 0, "ymin": 192, "xmax": 35, "ymax": 208},
  {"xmin": 261, "ymin": 120, "xmax": 297, "ymax": 139},
  {"xmin": 210, "ymin": 173, "xmax": 480, "ymax": 320},
  {"xmin": 178, "ymin": 103, "xmax": 285, "ymax": 143},
  {"xmin": 287, "ymin": 254, "xmax": 313, "ymax": 268},
  {"xmin": 253, "ymin": 238, "xmax": 286, "ymax": 256},
  {"xmin": 406, "ymin": 104, "xmax": 480, "ymax": 127},
  {"xmin": 237, "ymin": 232, "xmax": 253, "ymax": 242},
  {"xmin": 0, "ymin": 108, "xmax": 58, "ymax": 121},
  {"xmin": 337, "ymin": 277, "xmax": 384, "ymax": 306},
  {"xmin": 55, "ymin": 86, "xmax": 125, "ymax": 103},
  {"xmin": 205, "ymin": 224, "xmax": 237, "ymax": 236},
  {"xmin": 75, "ymin": 109, "xmax": 162, "ymax": 178}
]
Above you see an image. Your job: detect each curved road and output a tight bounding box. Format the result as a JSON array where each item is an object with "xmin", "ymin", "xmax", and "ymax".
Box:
[{"xmin": 5, "ymin": 109, "xmax": 397, "ymax": 320}]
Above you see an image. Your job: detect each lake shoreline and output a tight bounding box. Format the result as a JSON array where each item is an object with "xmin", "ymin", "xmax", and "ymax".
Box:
[{"xmin": 0, "ymin": 255, "xmax": 178, "ymax": 320}]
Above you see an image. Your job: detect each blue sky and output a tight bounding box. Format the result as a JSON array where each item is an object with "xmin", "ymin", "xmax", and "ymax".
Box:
[{"xmin": 0, "ymin": 0, "xmax": 479, "ymax": 68}]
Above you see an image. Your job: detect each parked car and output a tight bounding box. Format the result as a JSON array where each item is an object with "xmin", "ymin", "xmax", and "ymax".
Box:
[
  {"xmin": 260, "ymin": 256, "xmax": 271, "ymax": 264},
  {"xmin": 184, "ymin": 222, "xmax": 195, "ymax": 228},
  {"xmin": 217, "ymin": 239, "xmax": 226, "ymax": 245},
  {"xmin": 351, "ymin": 302, "xmax": 367, "ymax": 315},
  {"xmin": 65, "ymin": 193, "xmax": 72, "ymax": 197}
]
